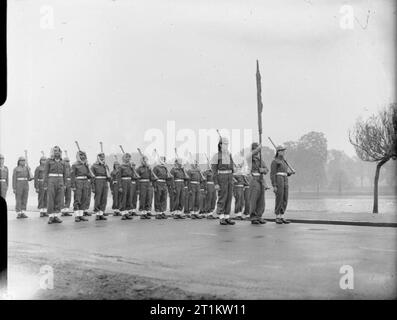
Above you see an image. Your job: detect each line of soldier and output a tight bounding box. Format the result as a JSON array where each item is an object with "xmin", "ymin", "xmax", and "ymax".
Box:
[{"xmin": 0, "ymin": 137, "xmax": 294, "ymax": 225}]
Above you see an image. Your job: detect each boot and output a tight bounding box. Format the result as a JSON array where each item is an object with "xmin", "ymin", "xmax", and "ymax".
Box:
[
  {"xmin": 40, "ymin": 212, "xmax": 45, "ymax": 218},
  {"xmin": 75, "ymin": 216, "xmax": 81, "ymax": 222},
  {"xmin": 53, "ymin": 216, "xmax": 63, "ymax": 223},
  {"xmin": 281, "ymin": 218, "xmax": 290, "ymax": 224},
  {"xmin": 79, "ymin": 216, "xmax": 89, "ymax": 221},
  {"xmin": 161, "ymin": 212, "xmax": 168, "ymax": 219},
  {"xmin": 258, "ymin": 218, "xmax": 267, "ymax": 224},
  {"xmin": 48, "ymin": 217, "xmax": 54, "ymax": 224},
  {"xmin": 251, "ymin": 219, "xmax": 260, "ymax": 224},
  {"xmin": 83, "ymin": 211, "xmax": 92, "ymax": 216},
  {"xmin": 275, "ymin": 217, "xmax": 283, "ymax": 224},
  {"xmin": 206, "ymin": 214, "xmax": 216, "ymax": 220},
  {"xmin": 95, "ymin": 215, "xmax": 101, "ymax": 221},
  {"xmin": 113, "ymin": 211, "xmax": 121, "ymax": 216},
  {"xmin": 155, "ymin": 214, "xmax": 163, "ymax": 219},
  {"xmin": 225, "ymin": 218, "xmax": 235, "ymax": 225},
  {"xmin": 20, "ymin": 212, "xmax": 28, "ymax": 219},
  {"xmin": 219, "ymin": 218, "xmax": 228, "ymax": 225},
  {"xmin": 100, "ymin": 215, "xmax": 107, "ymax": 221}
]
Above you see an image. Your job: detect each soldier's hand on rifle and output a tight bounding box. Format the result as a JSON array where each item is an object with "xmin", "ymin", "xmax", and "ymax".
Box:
[
  {"xmin": 13, "ymin": 189, "xmax": 16, "ymax": 194},
  {"xmin": 273, "ymin": 186, "xmax": 277, "ymax": 194},
  {"xmin": 119, "ymin": 187, "xmax": 123, "ymax": 193},
  {"xmin": 215, "ymin": 184, "xmax": 220, "ymax": 191},
  {"xmin": 35, "ymin": 188, "xmax": 39, "ymax": 193}
]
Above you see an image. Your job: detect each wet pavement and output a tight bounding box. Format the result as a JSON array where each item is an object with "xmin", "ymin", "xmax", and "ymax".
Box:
[{"xmin": 7, "ymin": 211, "xmax": 397, "ymax": 299}]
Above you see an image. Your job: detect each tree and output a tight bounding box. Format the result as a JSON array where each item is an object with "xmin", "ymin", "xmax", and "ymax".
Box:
[
  {"xmin": 349, "ymin": 103, "xmax": 397, "ymax": 213},
  {"xmin": 296, "ymin": 132, "xmax": 328, "ymax": 194}
]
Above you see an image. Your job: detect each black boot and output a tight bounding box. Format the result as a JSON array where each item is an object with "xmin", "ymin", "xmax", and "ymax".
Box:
[
  {"xmin": 225, "ymin": 218, "xmax": 235, "ymax": 225},
  {"xmin": 219, "ymin": 218, "xmax": 228, "ymax": 225}
]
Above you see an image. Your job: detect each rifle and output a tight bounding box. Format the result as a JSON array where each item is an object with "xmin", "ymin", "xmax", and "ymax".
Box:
[
  {"xmin": 268, "ymin": 137, "xmax": 296, "ymax": 174},
  {"xmin": 175, "ymin": 148, "xmax": 189, "ymax": 179},
  {"xmin": 137, "ymin": 148, "xmax": 158, "ymax": 180},
  {"xmin": 154, "ymin": 148, "xmax": 172, "ymax": 179},
  {"xmin": 119, "ymin": 145, "xmax": 140, "ymax": 178},
  {"xmin": 99, "ymin": 141, "xmax": 110, "ymax": 178},
  {"xmin": 24, "ymin": 150, "xmax": 34, "ymax": 179},
  {"xmin": 256, "ymin": 60, "xmax": 264, "ymax": 179}
]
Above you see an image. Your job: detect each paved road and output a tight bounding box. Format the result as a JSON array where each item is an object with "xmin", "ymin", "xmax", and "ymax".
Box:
[{"xmin": 6, "ymin": 211, "xmax": 397, "ymax": 299}]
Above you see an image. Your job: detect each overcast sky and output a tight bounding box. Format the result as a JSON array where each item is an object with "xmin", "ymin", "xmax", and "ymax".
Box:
[{"xmin": 0, "ymin": 0, "xmax": 395, "ymax": 167}]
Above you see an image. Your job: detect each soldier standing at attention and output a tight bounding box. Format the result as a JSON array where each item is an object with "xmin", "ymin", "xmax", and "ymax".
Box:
[
  {"xmin": 0, "ymin": 154, "xmax": 9, "ymax": 199},
  {"xmin": 118, "ymin": 153, "xmax": 134, "ymax": 220},
  {"xmin": 71, "ymin": 150, "xmax": 92, "ymax": 222},
  {"xmin": 61, "ymin": 154, "xmax": 73, "ymax": 216},
  {"xmin": 44, "ymin": 146, "xmax": 67, "ymax": 224},
  {"xmin": 91, "ymin": 152, "xmax": 110, "ymax": 221},
  {"xmin": 187, "ymin": 159, "xmax": 204, "ymax": 219},
  {"xmin": 203, "ymin": 161, "xmax": 217, "ymax": 219},
  {"xmin": 12, "ymin": 156, "xmax": 33, "ymax": 219},
  {"xmin": 110, "ymin": 160, "xmax": 121, "ymax": 216},
  {"xmin": 183, "ymin": 160, "xmax": 191, "ymax": 217},
  {"xmin": 198, "ymin": 166, "xmax": 207, "ymax": 217},
  {"xmin": 232, "ymin": 164, "xmax": 247, "ymax": 220},
  {"xmin": 137, "ymin": 155, "xmax": 156, "ymax": 219},
  {"xmin": 153, "ymin": 156, "xmax": 171, "ymax": 219},
  {"xmin": 210, "ymin": 136, "xmax": 235, "ymax": 226},
  {"xmin": 34, "ymin": 156, "xmax": 48, "ymax": 217},
  {"xmin": 246, "ymin": 142, "xmax": 269, "ymax": 225},
  {"xmin": 170, "ymin": 158, "xmax": 187, "ymax": 219},
  {"xmin": 270, "ymin": 145, "xmax": 293, "ymax": 224},
  {"xmin": 242, "ymin": 172, "xmax": 251, "ymax": 220},
  {"xmin": 130, "ymin": 161, "xmax": 140, "ymax": 216}
]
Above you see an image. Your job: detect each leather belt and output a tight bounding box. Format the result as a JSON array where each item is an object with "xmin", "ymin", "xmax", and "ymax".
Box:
[
  {"xmin": 0, "ymin": 179, "xmax": 6, "ymax": 182},
  {"xmin": 49, "ymin": 173, "xmax": 63, "ymax": 177},
  {"xmin": 17, "ymin": 178, "xmax": 27, "ymax": 181},
  {"xmin": 76, "ymin": 176, "xmax": 87, "ymax": 180},
  {"xmin": 175, "ymin": 179, "xmax": 184, "ymax": 182},
  {"xmin": 207, "ymin": 181, "xmax": 214, "ymax": 184},
  {"xmin": 121, "ymin": 177, "xmax": 131, "ymax": 180},
  {"xmin": 251, "ymin": 172, "xmax": 260, "ymax": 176},
  {"xmin": 157, "ymin": 179, "xmax": 166, "ymax": 182},
  {"xmin": 218, "ymin": 170, "xmax": 232, "ymax": 174},
  {"xmin": 276, "ymin": 172, "xmax": 288, "ymax": 176},
  {"xmin": 95, "ymin": 176, "xmax": 107, "ymax": 179},
  {"xmin": 235, "ymin": 184, "xmax": 244, "ymax": 187},
  {"xmin": 140, "ymin": 179, "xmax": 150, "ymax": 182},
  {"xmin": 190, "ymin": 181, "xmax": 199, "ymax": 184}
]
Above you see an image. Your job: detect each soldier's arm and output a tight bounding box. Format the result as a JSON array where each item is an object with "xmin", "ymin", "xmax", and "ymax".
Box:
[
  {"xmin": 260, "ymin": 159, "xmax": 269, "ymax": 175},
  {"xmin": 210, "ymin": 154, "xmax": 219, "ymax": 186},
  {"xmin": 270, "ymin": 160, "xmax": 277, "ymax": 187},
  {"xmin": 63, "ymin": 162, "xmax": 67, "ymax": 186},
  {"xmin": 34, "ymin": 167, "xmax": 39, "ymax": 189},
  {"xmin": 12, "ymin": 168, "xmax": 16, "ymax": 191},
  {"xmin": 5, "ymin": 167, "xmax": 8, "ymax": 187},
  {"xmin": 70, "ymin": 165, "xmax": 76, "ymax": 189}
]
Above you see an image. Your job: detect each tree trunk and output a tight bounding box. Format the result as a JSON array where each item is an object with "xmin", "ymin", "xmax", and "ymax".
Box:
[{"xmin": 373, "ymin": 158, "xmax": 389, "ymax": 213}]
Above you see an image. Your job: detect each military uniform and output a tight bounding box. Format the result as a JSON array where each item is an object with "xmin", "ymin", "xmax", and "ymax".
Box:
[
  {"xmin": 198, "ymin": 175, "xmax": 207, "ymax": 215},
  {"xmin": 270, "ymin": 146, "xmax": 292, "ymax": 224},
  {"xmin": 118, "ymin": 155, "xmax": 136, "ymax": 220},
  {"xmin": 0, "ymin": 155, "xmax": 9, "ymax": 199},
  {"xmin": 233, "ymin": 173, "xmax": 247, "ymax": 219},
  {"xmin": 43, "ymin": 147, "xmax": 66, "ymax": 224},
  {"xmin": 71, "ymin": 152, "xmax": 92, "ymax": 222},
  {"xmin": 247, "ymin": 143, "xmax": 268, "ymax": 224},
  {"xmin": 243, "ymin": 174, "xmax": 251, "ymax": 218},
  {"xmin": 12, "ymin": 157, "xmax": 33, "ymax": 218},
  {"xmin": 137, "ymin": 163, "xmax": 155, "ymax": 219},
  {"xmin": 211, "ymin": 137, "xmax": 236, "ymax": 225},
  {"xmin": 131, "ymin": 163, "xmax": 139, "ymax": 214},
  {"xmin": 187, "ymin": 166, "xmax": 205, "ymax": 219},
  {"xmin": 153, "ymin": 162, "xmax": 171, "ymax": 219},
  {"xmin": 170, "ymin": 163, "xmax": 187, "ymax": 219},
  {"xmin": 91, "ymin": 155, "xmax": 110, "ymax": 220},
  {"xmin": 34, "ymin": 157, "xmax": 47, "ymax": 216},
  {"xmin": 110, "ymin": 162, "xmax": 121, "ymax": 215},
  {"xmin": 62, "ymin": 157, "xmax": 73, "ymax": 215}
]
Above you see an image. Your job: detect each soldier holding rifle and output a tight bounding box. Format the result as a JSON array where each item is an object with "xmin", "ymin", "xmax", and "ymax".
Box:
[
  {"xmin": 35, "ymin": 152, "xmax": 48, "ymax": 217},
  {"xmin": 0, "ymin": 154, "xmax": 8, "ymax": 199},
  {"xmin": 90, "ymin": 142, "xmax": 110, "ymax": 221},
  {"xmin": 153, "ymin": 151, "xmax": 171, "ymax": 219},
  {"xmin": 71, "ymin": 142, "xmax": 92, "ymax": 222},
  {"xmin": 110, "ymin": 156, "xmax": 121, "ymax": 216},
  {"xmin": 117, "ymin": 146, "xmax": 136, "ymax": 220},
  {"xmin": 61, "ymin": 150, "xmax": 73, "ymax": 216},
  {"xmin": 269, "ymin": 140, "xmax": 295, "ymax": 224},
  {"xmin": 203, "ymin": 154, "xmax": 217, "ymax": 219},
  {"xmin": 137, "ymin": 148, "xmax": 156, "ymax": 219},
  {"xmin": 170, "ymin": 150, "xmax": 187, "ymax": 219}
]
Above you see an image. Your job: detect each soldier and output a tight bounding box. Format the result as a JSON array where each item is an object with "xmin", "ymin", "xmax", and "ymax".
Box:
[
  {"xmin": 170, "ymin": 158, "xmax": 187, "ymax": 219},
  {"xmin": 61, "ymin": 154, "xmax": 73, "ymax": 216},
  {"xmin": 0, "ymin": 154, "xmax": 9, "ymax": 199},
  {"xmin": 270, "ymin": 145, "xmax": 293, "ymax": 224},
  {"xmin": 12, "ymin": 156, "xmax": 33, "ymax": 218},
  {"xmin": 71, "ymin": 150, "xmax": 92, "ymax": 222},
  {"xmin": 203, "ymin": 161, "xmax": 217, "ymax": 219},
  {"xmin": 118, "ymin": 153, "xmax": 135, "ymax": 220},
  {"xmin": 187, "ymin": 159, "xmax": 205, "ymax": 219},
  {"xmin": 242, "ymin": 173, "xmax": 251, "ymax": 220},
  {"xmin": 183, "ymin": 160, "xmax": 191, "ymax": 217},
  {"xmin": 232, "ymin": 164, "xmax": 248, "ymax": 220},
  {"xmin": 110, "ymin": 160, "xmax": 121, "ymax": 216},
  {"xmin": 91, "ymin": 152, "xmax": 110, "ymax": 221},
  {"xmin": 137, "ymin": 155, "xmax": 155, "ymax": 219},
  {"xmin": 153, "ymin": 156, "xmax": 171, "ymax": 219},
  {"xmin": 130, "ymin": 161, "xmax": 140, "ymax": 216},
  {"xmin": 44, "ymin": 146, "xmax": 67, "ymax": 224},
  {"xmin": 246, "ymin": 142, "xmax": 269, "ymax": 224},
  {"xmin": 34, "ymin": 156, "xmax": 48, "ymax": 217},
  {"xmin": 210, "ymin": 136, "xmax": 236, "ymax": 225},
  {"xmin": 198, "ymin": 167, "xmax": 207, "ymax": 216},
  {"xmin": 167, "ymin": 169, "xmax": 176, "ymax": 216},
  {"xmin": 84, "ymin": 177, "xmax": 93, "ymax": 217}
]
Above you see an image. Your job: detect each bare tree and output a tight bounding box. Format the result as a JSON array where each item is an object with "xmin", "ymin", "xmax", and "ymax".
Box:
[{"xmin": 349, "ymin": 103, "xmax": 397, "ymax": 213}]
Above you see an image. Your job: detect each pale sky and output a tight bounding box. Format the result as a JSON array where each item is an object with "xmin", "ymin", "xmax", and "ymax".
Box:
[{"xmin": 0, "ymin": 0, "xmax": 395, "ymax": 167}]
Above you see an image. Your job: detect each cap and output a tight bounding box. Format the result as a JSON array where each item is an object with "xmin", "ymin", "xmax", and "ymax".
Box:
[{"xmin": 276, "ymin": 145, "xmax": 286, "ymax": 152}]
